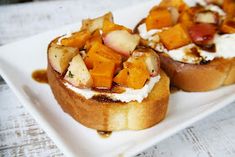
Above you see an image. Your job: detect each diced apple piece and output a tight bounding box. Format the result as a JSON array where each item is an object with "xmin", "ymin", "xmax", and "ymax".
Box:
[
  {"xmin": 48, "ymin": 43, "xmax": 77, "ymax": 74},
  {"xmin": 64, "ymin": 54, "xmax": 93, "ymax": 88},
  {"xmin": 81, "ymin": 12, "xmax": 113, "ymax": 33},
  {"xmin": 194, "ymin": 11, "xmax": 219, "ymax": 24},
  {"xmin": 90, "ymin": 61, "xmax": 115, "ymax": 89},
  {"xmin": 169, "ymin": 7, "xmax": 180, "ymax": 24},
  {"xmin": 158, "ymin": 24, "xmax": 191, "ymax": 50},
  {"xmin": 188, "ymin": 23, "xmax": 216, "ymax": 45},
  {"xmin": 103, "ymin": 30, "xmax": 140, "ymax": 56},
  {"xmin": 61, "ymin": 30, "xmax": 91, "ymax": 49}
]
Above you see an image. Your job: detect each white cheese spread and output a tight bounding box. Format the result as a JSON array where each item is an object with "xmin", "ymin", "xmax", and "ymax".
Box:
[
  {"xmin": 138, "ymin": 23, "xmax": 235, "ymax": 64},
  {"xmin": 196, "ymin": 0, "xmax": 225, "ymax": 16},
  {"xmin": 64, "ymin": 75, "xmax": 161, "ymax": 103}
]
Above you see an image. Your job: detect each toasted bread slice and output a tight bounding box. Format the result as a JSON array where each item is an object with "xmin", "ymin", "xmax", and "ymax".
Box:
[
  {"xmin": 159, "ymin": 53, "xmax": 235, "ymax": 92},
  {"xmin": 47, "ymin": 61, "xmax": 169, "ymax": 131}
]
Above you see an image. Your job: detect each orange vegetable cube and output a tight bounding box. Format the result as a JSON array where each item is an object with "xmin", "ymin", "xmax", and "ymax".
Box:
[
  {"xmin": 90, "ymin": 61, "xmax": 115, "ymax": 89},
  {"xmin": 127, "ymin": 66, "xmax": 150, "ymax": 89},
  {"xmin": 178, "ymin": 11, "xmax": 194, "ymax": 29},
  {"xmin": 223, "ymin": 0, "xmax": 235, "ymax": 17},
  {"xmin": 158, "ymin": 24, "xmax": 191, "ymax": 50},
  {"xmin": 146, "ymin": 8, "xmax": 173, "ymax": 30},
  {"xmin": 102, "ymin": 20, "xmax": 132, "ymax": 35},
  {"xmin": 61, "ymin": 30, "xmax": 91, "ymax": 49},
  {"xmin": 220, "ymin": 18, "xmax": 235, "ymax": 34},
  {"xmin": 85, "ymin": 30, "xmax": 102, "ymax": 50},
  {"xmin": 159, "ymin": 0, "xmax": 188, "ymax": 12},
  {"xmin": 113, "ymin": 68, "xmax": 129, "ymax": 86},
  {"xmin": 84, "ymin": 42, "xmax": 122, "ymax": 69}
]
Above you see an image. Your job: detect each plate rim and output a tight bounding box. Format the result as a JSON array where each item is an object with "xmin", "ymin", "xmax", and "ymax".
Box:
[{"xmin": 1, "ymin": 0, "xmax": 235, "ymax": 156}]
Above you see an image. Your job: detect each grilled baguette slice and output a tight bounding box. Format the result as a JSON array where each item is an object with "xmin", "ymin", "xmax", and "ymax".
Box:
[
  {"xmin": 159, "ymin": 53, "xmax": 235, "ymax": 92},
  {"xmin": 47, "ymin": 61, "xmax": 169, "ymax": 131}
]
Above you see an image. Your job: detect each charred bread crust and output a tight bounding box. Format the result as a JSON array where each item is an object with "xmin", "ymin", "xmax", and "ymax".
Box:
[
  {"xmin": 47, "ymin": 38, "xmax": 170, "ymax": 131},
  {"xmin": 159, "ymin": 53, "xmax": 235, "ymax": 92}
]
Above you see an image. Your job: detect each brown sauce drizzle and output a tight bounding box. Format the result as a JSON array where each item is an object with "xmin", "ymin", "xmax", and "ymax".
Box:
[
  {"xmin": 97, "ymin": 130, "xmax": 112, "ymax": 138},
  {"xmin": 226, "ymin": 20, "xmax": 235, "ymax": 28},
  {"xmin": 32, "ymin": 69, "xmax": 48, "ymax": 84},
  {"xmin": 92, "ymin": 95, "xmax": 121, "ymax": 103},
  {"xmin": 196, "ymin": 43, "xmax": 216, "ymax": 53},
  {"xmin": 92, "ymin": 84, "xmax": 126, "ymax": 94}
]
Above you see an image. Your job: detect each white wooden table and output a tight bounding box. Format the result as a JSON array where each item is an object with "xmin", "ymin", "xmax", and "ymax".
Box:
[{"xmin": 0, "ymin": 0, "xmax": 235, "ymax": 156}]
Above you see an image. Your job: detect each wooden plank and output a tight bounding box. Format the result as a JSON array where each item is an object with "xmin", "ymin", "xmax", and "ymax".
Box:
[{"xmin": 0, "ymin": 84, "xmax": 63, "ymax": 156}]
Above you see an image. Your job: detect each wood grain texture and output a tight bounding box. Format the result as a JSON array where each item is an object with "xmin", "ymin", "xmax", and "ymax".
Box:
[
  {"xmin": 0, "ymin": 0, "xmax": 235, "ymax": 157},
  {"xmin": 0, "ymin": 84, "xmax": 63, "ymax": 157}
]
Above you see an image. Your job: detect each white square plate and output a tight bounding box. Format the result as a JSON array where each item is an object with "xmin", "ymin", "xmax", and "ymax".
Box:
[{"xmin": 1, "ymin": 1, "xmax": 235, "ymax": 156}]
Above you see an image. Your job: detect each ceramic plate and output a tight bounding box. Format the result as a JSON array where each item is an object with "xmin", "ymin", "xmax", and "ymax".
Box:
[{"xmin": 1, "ymin": 0, "xmax": 235, "ymax": 156}]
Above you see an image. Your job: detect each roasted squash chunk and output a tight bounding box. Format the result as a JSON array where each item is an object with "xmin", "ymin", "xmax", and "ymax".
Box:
[
  {"xmin": 127, "ymin": 65, "xmax": 150, "ymax": 89},
  {"xmin": 84, "ymin": 42, "xmax": 122, "ymax": 69},
  {"xmin": 85, "ymin": 30, "xmax": 102, "ymax": 50},
  {"xmin": 178, "ymin": 10, "xmax": 194, "ymax": 29},
  {"xmin": 102, "ymin": 20, "xmax": 132, "ymax": 35},
  {"xmin": 220, "ymin": 18, "xmax": 235, "ymax": 34},
  {"xmin": 90, "ymin": 61, "xmax": 115, "ymax": 89},
  {"xmin": 61, "ymin": 30, "xmax": 91, "ymax": 49},
  {"xmin": 223, "ymin": 0, "xmax": 235, "ymax": 17},
  {"xmin": 158, "ymin": 24, "xmax": 191, "ymax": 50},
  {"xmin": 159, "ymin": 0, "xmax": 188, "ymax": 12},
  {"xmin": 113, "ymin": 68, "xmax": 129, "ymax": 86},
  {"xmin": 124, "ymin": 59, "xmax": 150, "ymax": 89},
  {"xmin": 146, "ymin": 8, "xmax": 173, "ymax": 30}
]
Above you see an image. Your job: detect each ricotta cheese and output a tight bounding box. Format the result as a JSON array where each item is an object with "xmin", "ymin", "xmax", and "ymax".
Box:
[
  {"xmin": 196, "ymin": 0, "xmax": 225, "ymax": 16},
  {"xmin": 64, "ymin": 75, "xmax": 161, "ymax": 103},
  {"xmin": 138, "ymin": 23, "xmax": 235, "ymax": 64}
]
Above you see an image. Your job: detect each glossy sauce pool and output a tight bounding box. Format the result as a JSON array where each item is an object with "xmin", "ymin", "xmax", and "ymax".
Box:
[{"xmin": 32, "ymin": 69, "xmax": 48, "ymax": 84}]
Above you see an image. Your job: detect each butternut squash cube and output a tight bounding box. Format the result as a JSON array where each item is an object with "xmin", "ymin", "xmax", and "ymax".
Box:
[
  {"xmin": 61, "ymin": 30, "xmax": 91, "ymax": 49},
  {"xmin": 158, "ymin": 24, "xmax": 191, "ymax": 50},
  {"xmin": 220, "ymin": 18, "xmax": 235, "ymax": 34},
  {"xmin": 113, "ymin": 68, "xmax": 129, "ymax": 86},
  {"xmin": 90, "ymin": 61, "xmax": 115, "ymax": 89},
  {"xmin": 127, "ymin": 66, "xmax": 150, "ymax": 89},
  {"xmin": 102, "ymin": 20, "xmax": 132, "ymax": 35},
  {"xmin": 146, "ymin": 8, "xmax": 173, "ymax": 30},
  {"xmin": 178, "ymin": 11, "xmax": 194, "ymax": 29},
  {"xmin": 84, "ymin": 42, "xmax": 122, "ymax": 69},
  {"xmin": 159, "ymin": 0, "xmax": 188, "ymax": 12},
  {"xmin": 223, "ymin": 0, "xmax": 235, "ymax": 17},
  {"xmin": 85, "ymin": 30, "xmax": 102, "ymax": 50}
]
